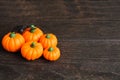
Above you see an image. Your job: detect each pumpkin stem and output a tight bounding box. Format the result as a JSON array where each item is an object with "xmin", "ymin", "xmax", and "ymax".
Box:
[
  {"xmin": 48, "ymin": 47, "xmax": 54, "ymax": 52},
  {"xmin": 30, "ymin": 42, "xmax": 36, "ymax": 48},
  {"xmin": 9, "ymin": 32, "xmax": 16, "ymax": 38},
  {"xmin": 46, "ymin": 34, "xmax": 51, "ymax": 39},
  {"xmin": 30, "ymin": 24, "xmax": 36, "ymax": 33},
  {"xmin": 30, "ymin": 24, "xmax": 36, "ymax": 29}
]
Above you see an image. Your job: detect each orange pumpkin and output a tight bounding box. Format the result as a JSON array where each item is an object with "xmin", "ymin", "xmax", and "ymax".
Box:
[
  {"xmin": 39, "ymin": 33, "xmax": 57, "ymax": 48},
  {"xmin": 22, "ymin": 25, "xmax": 43, "ymax": 42},
  {"xmin": 21, "ymin": 41, "xmax": 43, "ymax": 60},
  {"xmin": 43, "ymin": 47, "xmax": 60, "ymax": 61},
  {"xmin": 2, "ymin": 32, "xmax": 25, "ymax": 52}
]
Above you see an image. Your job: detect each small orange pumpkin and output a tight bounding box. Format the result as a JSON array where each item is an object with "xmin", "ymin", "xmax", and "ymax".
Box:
[
  {"xmin": 39, "ymin": 33, "xmax": 57, "ymax": 48},
  {"xmin": 2, "ymin": 32, "xmax": 25, "ymax": 52},
  {"xmin": 21, "ymin": 41, "xmax": 43, "ymax": 60},
  {"xmin": 43, "ymin": 47, "xmax": 60, "ymax": 61},
  {"xmin": 22, "ymin": 25, "xmax": 43, "ymax": 42}
]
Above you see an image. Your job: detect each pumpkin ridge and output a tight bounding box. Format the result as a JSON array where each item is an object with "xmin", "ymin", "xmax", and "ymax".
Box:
[
  {"xmin": 48, "ymin": 39, "xmax": 51, "ymax": 48},
  {"xmin": 17, "ymin": 38, "xmax": 23, "ymax": 51},
  {"xmin": 23, "ymin": 31, "xmax": 30, "ymax": 42},
  {"xmin": 26, "ymin": 48, "xmax": 33, "ymax": 60},
  {"xmin": 44, "ymin": 39, "xmax": 48, "ymax": 48},
  {"xmin": 36, "ymin": 43, "xmax": 43, "ymax": 58},
  {"xmin": 44, "ymin": 49, "xmax": 49, "ymax": 60},
  {"xmin": 18, "ymin": 34, "xmax": 25, "ymax": 47},
  {"xmin": 35, "ymin": 47, "xmax": 40, "ymax": 59},
  {"xmin": 33, "ymin": 33, "xmax": 38, "ymax": 41},
  {"xmin": 37, "ymin": 43, "xmax": 43, "ymax": 52},
  {"xmin": 53, "ymin": 48, "xmax": 59, "ymax": 61},
  {"xmin": 50, "ymin": 52, "xmax": 54, "ymax": 61},
  {"xmin": 8, "ymin": 38, "xmax": 12, "ymax": 51},
  {"xmin": 52, "ymin": 39, "xmax": 55, "ymax": 47},
  {"xmin": 29, "ymin": 33, "xmax": 33, "ymax": 41},
  {"xmin": 12, "ymin": 38, "xmax": 17, "ymax": 52},
  {"xmin": 53, "ymin": 51, "xmax": 57, "ymax": 60},
  {"xmin": 14, "ymin": 35, "xmax": 19, "ymax": 48},
  {"xmin": 38, "ymin": 29, "xmax": 43, "ymax": 36},
  {"xmin": 13, "ymin": 38, "xmax": 17, "ymax": 51},
  {"xmin": 40, "ymin": 37, "xmax": 44, "ymax": 45},
  {"xmin": 52, "ymin": 35, "xmax": 57, "ymax": 46},
  {"xmin": 57, "ymin": 48, "xmax": 60, "ymax": 59},
  {"xmin": 30, "ymin": 48, "xmax": 34, "ymax": 60},
  {"xmin": 5, "ymin": 37, "xmax": 10, "ymax": 51},
  {"xmin": 21, "ymin": 45, "xmax": 30, "ymax": 58},
  {"xmin": 31, "ymin": 49, "xmax": 37, "ymax": 60},
  {"xmin": 37, "ymin": 31, "xmax": 42, "ymax": 40},
  {"xmin": 17, "ymin": 34, "xmax": 24, "ymax": 44}
]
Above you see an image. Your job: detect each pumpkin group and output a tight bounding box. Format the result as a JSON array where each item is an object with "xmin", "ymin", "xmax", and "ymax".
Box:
[
  {"xmin": 1, "ymin": 24, "xmax": 61, "ymax": 61},
  {"xmin": 2, "ymin": 32, "xmax": 25, "ymax": 52}
]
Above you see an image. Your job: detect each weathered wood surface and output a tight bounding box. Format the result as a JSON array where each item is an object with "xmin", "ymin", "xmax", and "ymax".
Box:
[{"xmin": 0, "ymin": 0, "xmax": 120, "ymax": 80}]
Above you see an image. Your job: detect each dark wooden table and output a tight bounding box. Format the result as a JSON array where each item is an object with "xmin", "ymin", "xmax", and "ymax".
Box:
[{"xmin": 0, "ymin": 0, "xmax": 120, "ymax": 80}]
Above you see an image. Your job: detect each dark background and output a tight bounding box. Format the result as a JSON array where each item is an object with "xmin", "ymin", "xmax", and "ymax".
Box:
[{"xmin": 0, "ymin": 0, "xmax": 120, "ymax": 80}]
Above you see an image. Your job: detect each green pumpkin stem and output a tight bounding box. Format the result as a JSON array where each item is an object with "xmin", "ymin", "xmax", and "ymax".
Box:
[
  {"xmin": 46, "ymin": 34, "xmax": 51, "ymax": 39},
  {"xmin": 48, "ymin": 47, "xmax": 54, "ymax": 52},
  {"xmin": 30, "ymin": 24, "xmax": 35, "ymax": 28},
  {"xmin": 30, "ymin": 24, "xmax": 36, "ymax": 33},
  {"xmin": 30, "ymin": 42, "xmax": 36, "ymax": 48},
  {"xmin": 9, "ymin": 32, "xmax": 16, "ymax": 38}
]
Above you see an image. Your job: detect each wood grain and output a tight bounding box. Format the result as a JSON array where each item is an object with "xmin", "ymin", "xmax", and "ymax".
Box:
[{"xmin": 0, "ymin": 0, "xmax": 120, "ymax": 80}]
